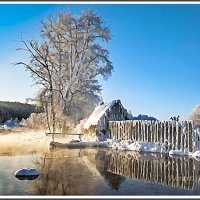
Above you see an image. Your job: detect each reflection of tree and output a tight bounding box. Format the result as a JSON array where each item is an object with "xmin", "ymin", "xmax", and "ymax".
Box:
[
  {"xmin": 32, "ymin": 150, "xmax": 60, "ymax": 195},
  {"xmin": 95, "ymin": 149, "xmax": 125, "ymax": 190},
  {"xmin": 31, "ymin": 148, "xmax": 104, "ymax": 195},
  {"xmin": 28, "ymin": 148, "xmax": 199, "ymax": 194}
]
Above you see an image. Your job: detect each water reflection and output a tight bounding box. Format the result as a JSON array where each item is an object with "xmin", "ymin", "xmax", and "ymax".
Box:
[
  {"xmin": 32, "ymin": 148, "xmax": 110, "ymax": 195},
  {"xmin": 106, "ymin": 151, "xmax": 196, "ymax": 191},
  {"xmin": 30, "ymin": 148, "xmax": 200, "ymax": 195},
  {"xmin": 95, "ymin": 150, "xmax": 126, "ymax": 190},
  {"xmin": 15, "ymin": 175, "xmax": 39, "ymax": 181}
]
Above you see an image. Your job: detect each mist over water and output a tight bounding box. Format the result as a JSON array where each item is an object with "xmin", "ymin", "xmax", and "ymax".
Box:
[
  {"xmin": 1, "ymin": 129, "xmax": 200, "ymax": 195},
  {"xmin": 0, "ymin": 128, "xmax": 77, "ymax": 156},
  {"xmin": 0, "ymin": 130, "xmax": 50, "ymax": 156}
]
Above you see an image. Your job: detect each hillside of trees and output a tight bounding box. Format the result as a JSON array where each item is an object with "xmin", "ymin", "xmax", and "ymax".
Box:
[
  {"xmin": 0, "ymin": 101, "xmax": 38, "ymax": 123},
  {"xmin": 132, "ymin": 114, "xmax": 157, "ymax": 121}
]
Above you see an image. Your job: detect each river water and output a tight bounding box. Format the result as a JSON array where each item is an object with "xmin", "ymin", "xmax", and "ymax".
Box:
[{"xmin": 1, "ymin": 145, "xmax": 200, "ymax": 196}]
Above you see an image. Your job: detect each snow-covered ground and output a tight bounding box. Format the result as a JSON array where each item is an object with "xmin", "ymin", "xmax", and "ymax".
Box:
[
  {"xmin": 77, "ymin": 133, "xmax": 200, "ymax": 159},
  {"xmin": 104, "ymin": 139, "xmax": 200, "ymax": 158},
  {"xmin": 0, "ymin": 119, "xmax": 20, "ymax": 130}
]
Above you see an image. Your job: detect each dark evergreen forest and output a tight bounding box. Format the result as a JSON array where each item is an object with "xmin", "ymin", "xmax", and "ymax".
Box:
[{"xmin": 0, "ymin": 101, "xmax": 37, "ymax": 122}]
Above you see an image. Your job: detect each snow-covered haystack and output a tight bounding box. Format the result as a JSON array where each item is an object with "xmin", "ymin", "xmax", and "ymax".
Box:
[{"xmin": 15, "ymin": 168, "xmax": 39, "ymax": 180}]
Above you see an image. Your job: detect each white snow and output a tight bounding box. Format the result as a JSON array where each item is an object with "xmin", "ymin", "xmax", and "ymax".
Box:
[
  {"xmin": 169, "ymin": 149, "xmax": 188, "ymax": 156},
  {"xmin": 104, "ymin": 140, "xmax": 163, "ymax": 153},
  {"xmin": 0, "ymin": 119, "xmax": 20, "ymax": 129},
  {"xmin": 50, "ymin": 123, "xmax": 200, "ymax": 159},
  {"xmin": 83, "ymin": 100, "xmax": 130, "ymax": 130},
  {"xmin": 83, "ymin": 100, "xmax": 117, "ymax": 130},
  {"xmin": 191, "ymin": 150, "xmax": 200, "ymax": 158},
  {"xmin": 50, "ymin": 136, "xmax": 200, "ymax": 159},
  {"xmin": 4, "ymin": 119, "xmax": 20, "ymax": 127},
  {"xmin": 103, "ymin": 139, "xmax": 200, "ymax": 157},
  {"xmin": 0, "ymin": 124, "xmax": 11, "ymax": 130}
]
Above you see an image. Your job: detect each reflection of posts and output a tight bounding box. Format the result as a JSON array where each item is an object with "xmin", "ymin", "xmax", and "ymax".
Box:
[
  {"xmin": 106, "ymin": 151, "xmax": 195, "ymax": 191},
  {"xmin": 95, "ymin": 149, "xmax": 126, "ymax": 190}
]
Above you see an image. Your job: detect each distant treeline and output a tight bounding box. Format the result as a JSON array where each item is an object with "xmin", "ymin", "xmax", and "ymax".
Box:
[
  {"xmin": 132, "ymin": 114, "xmax": 157, "ymax": 121},
  {"xmin": 0, "ymin": 101, "xmax": 38, "ymax": 123}
]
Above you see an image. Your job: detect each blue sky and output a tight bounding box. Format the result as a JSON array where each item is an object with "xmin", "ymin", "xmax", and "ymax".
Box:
[{"xmin": 0, "ymin": 3, "xmax": 200, "ymax": 120}]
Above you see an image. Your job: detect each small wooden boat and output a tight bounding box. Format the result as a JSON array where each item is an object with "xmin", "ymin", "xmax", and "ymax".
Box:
[{"xmin": 49, "ymin": 141, "xmax": 108, "ymax": 148}]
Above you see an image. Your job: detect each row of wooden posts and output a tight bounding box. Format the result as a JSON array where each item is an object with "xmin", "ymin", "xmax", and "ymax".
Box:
[
  {"xmin": 107, "ymin": 151, "xmax": 196, "ymax": 191},
  {"xmin": 108, "ymin": 120, "xmax": 200, "ymax": 153}
]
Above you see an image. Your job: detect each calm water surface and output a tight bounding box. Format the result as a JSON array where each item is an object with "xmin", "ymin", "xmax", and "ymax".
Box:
[{"xmin": 1, "ymin": 147, "xmax": 200, "ymax": 195}]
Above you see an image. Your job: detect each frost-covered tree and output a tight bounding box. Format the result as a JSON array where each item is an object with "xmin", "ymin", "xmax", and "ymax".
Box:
[
  {"xmin": 189, "ymin": 105, "xmax": 200, "ymax": 127},
  {"xmin": 15, "ymin": 39, "xmax": 57, "ymax": 139},
  {"xmin": 40, "ymin": 9, "xmax": 113, "ymax": 115},
  {"xmin": 15, "ymin": 9, "xmax": 113, "ymax": 134}
]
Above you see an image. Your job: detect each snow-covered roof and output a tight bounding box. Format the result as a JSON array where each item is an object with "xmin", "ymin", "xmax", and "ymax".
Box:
[{"xmin": 84, "ymin": 100, "xmax": 124, "ymax": 130}]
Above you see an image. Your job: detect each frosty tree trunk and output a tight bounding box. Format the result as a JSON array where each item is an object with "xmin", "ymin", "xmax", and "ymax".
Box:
[
  {"xmin": 44, "ymin": 100, "xmax": 51, "ymax": 133},
  {"xmin": 66, "ymin": 93, "xmax": 74, "ymax": 116},
  {"xmin": 50, "ymin": 86, "xmax": 56, "ymax": 141}
]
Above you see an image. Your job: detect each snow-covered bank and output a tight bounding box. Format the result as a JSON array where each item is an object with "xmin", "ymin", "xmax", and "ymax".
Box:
[
  {"xmin": 0, "ymin": 119, "xmax": 20, "ymax": 131},
  {"xmin": 106, "ymin": 140, "xmax": 163, "ymax": 152},
  {"xmin": 51, "ymin": 137, "xmax": 200, "ymax": 159},
  {"xmin": 106, "ymin": 139, "xmax": 200, "ymax": 158},
  {"xmin": 169, "ymin": 149, "xmax": 189, "ymax": 156}
]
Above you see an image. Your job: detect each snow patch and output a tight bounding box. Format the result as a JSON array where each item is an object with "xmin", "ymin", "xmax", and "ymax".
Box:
[
  {"xmin": 169, "ymin": 149, "xmax": 188, "ymax": 156},
  {"xmin": 191, "ymin": 150, "xmax": 200, "ymax": 158},
  {"xmin": 0, "ymin": 124, "xmax": 11, "ymax": 130},
  {"xmin": 83, "ymin": 101, "xmax": 116, "ymax": 129},
  {"xmin": 0, "ymin": 119, "xmax": 20, "ymax": 129},
  {"xmin": 103, "ymin": 140, "xmax": 164, "ymax": 153},
  {"xmin": 103, "ymin": 139, "xmax": 196, "ymax": 157}
]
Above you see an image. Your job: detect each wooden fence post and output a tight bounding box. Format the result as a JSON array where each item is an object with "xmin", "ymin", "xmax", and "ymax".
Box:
[
  {"xmin": 185, "ymin": 121, "xmax": 189, "ymax": 153},
  {"xmin": 177, "ymin": 122, "xmax": 181, "ymax": 150},
  {"xmin": 151, "ymin": 122, "xmax": 154, "ymax": 143},
  {"xmin": 167, "ymin": 122, "xmax": 171, "ymax": 152},
  {"xmin": 138, "ymin": 121, "xmax": 141, "ymax": 142},
  {"xmin": 188, "ymin": 121, "xmax": 193, "ymax": 153},
  {"xmin": 171, "ymin": 122, "xmax": 175, "ymax": 150},
  {"xmin": 155, "ymin": 122, "xmax": 158, "ymax": 143},
  {"xmin": 136, "ymin": 121, "xmax": 138, "ymax": 141},
  {"xmin": 117, "ymin": 121, "xmax": 119, "ymax": 140},
  {"xmin": 141, "ymin": 121, "xmax": 144, "ymax": 142},
  {"xmin": 108, "ymin": 120, "xmax": 194, "ymax": 154}
]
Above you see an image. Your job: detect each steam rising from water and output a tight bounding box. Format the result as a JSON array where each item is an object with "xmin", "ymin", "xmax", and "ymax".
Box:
[{"xmin": 0, "ymin": 128, "xmax": 75, "ymax": 156}]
